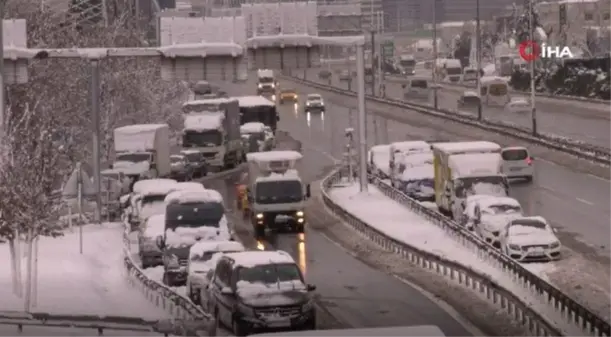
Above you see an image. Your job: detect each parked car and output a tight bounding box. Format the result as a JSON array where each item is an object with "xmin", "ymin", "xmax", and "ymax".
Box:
[
  {"xmin": 170, "ymin": 154, "xmax": 194, "ymax": 181},
  {"xmin": 499, "ymin": 216, "xmax": 561, "ymax": 262},
  {"xmin": 180, "ymin": 149, "xmax": 208, "ymax": 178}
]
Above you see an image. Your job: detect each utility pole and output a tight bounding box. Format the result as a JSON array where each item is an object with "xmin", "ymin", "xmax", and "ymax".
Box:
[
  {"xmin": 432, "ymin": 0, "xmax": 438, "ymax": 109},
  {"xmin": 0, "ymin": 4, "xmax": 5, "ymax": 146},
  {"xmin": 370, "ymin": 30, "xmax": 376, "ymax": 95},
  {"xmin": 476, "ymin": 0, "xmax": 482, "ymax": 120},
  {"xmin": 356, "ymin": 43, "xmax": 368, "ymax": 192},
  {"xmin": 528, "ymin": 0, "xmax": 537, "ymax": 135},
  {"xmin": 90, "ymin": 60, "xmax": 102, "ymax": 224}
]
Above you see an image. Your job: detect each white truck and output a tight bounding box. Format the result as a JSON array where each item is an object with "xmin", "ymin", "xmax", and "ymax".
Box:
[
  {"xmin": 388, "ymin": 141, "xmax": 431, "ymax": 185},
  {"xmin": 246, "ymin": 150, "xmax": 310, "ymax": 237},
  {"xmin": 112, "ymin": 124, "xmax": 171, "ymax": 180},
  {"xmin": 256, "ymin": 69, "xmax": 276, "ymax": 98},
  {"xmin": 432, "ymin": 141, "xmax": 508, "ymax": 218},
  {"xmin": 182, "ymin": 98, "xmax": 243, "ymax": 171}
]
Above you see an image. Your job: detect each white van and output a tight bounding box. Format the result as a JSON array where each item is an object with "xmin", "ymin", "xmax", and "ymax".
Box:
[
  {"xmin": 480, "ymin": 76, "xmax": 510, "ymax": 106},
  {"xmin": 402, "ymin": 77, "xmax": 430, "ymax": 100},
  {"xmin": 131, "ymin": 179, "xmax": 178, "ymax": 227}
]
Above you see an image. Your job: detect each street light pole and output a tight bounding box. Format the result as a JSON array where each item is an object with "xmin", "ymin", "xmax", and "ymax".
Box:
[
  {"xmin": 432, "ymin": 1, "xmax": 438, "ymax": 109},
  {"xmin": 476, "ymin": 0, "xmax": 482, "ymax": 120},
  {"xmin": 356, "ymin": 43, "xmax": 368, "ymax": 192},
  {"xmin": 90, "ymin": 60, "xmax": 102, "ymax": 224},
  {"xmin": 528, "ymin": 0, "xmax": 538, "ymax": 135}
]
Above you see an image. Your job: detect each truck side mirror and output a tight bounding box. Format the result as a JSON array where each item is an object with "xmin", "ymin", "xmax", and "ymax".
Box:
[
  {"xmin": 305, "ymin": 184, "xmax": 311, "ymax": 198},
  {"xmin": 156, "ymin": 236, "xmax": 165, "ymax": 249}
]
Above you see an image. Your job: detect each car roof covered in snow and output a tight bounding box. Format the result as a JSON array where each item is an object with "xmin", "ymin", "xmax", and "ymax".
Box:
[
  {"xmin": 240, "ymin": 122, "xmax": 265, "ymax": 133},
  {"xmin": 251, "ymin": 325, "xmax": 446, "ymax": 336},
  {"xmin": 164, "ymin": 189, "xmax": 223, "ymax": 204},
  {"xmin": 189, "ymin": 241, "xmax": 245, "ymax": 259},
  {"xmin": 235, "ymin": 95, "xmax": 274, "ymax": 107},
  {"xmin": 509, "ymin": 215, "xmax": 548, "ymax": 225},
  {"xmin": 133, "ymin": 179, "xmax": 178, "ymax": 196},
  {"xmin": 222, "ymin": 250, "xmax": 295, "ymax": 268},
  {"xmin": 390, "ymin": 141, "xmax": 431, "ymax": 154},
  {"xmin": 398, "ymin": 152, "xmax": 433, "ymax": 167},
  {"xmin": 448, "ymin": 153, "xmax": 502, "ymax": 178},
  {"xmin": 247, "ymin": 150, "xmax": 302, "ymax": 162},
  {"xmin": 477, "ymin": 196, "xmax": 521, "ymax": 210},
  {"xmin": 369, "ymin": 144, "xmax": 390, "ymax": 154},
  {"xmin": 174, "ymin": 182, "xmax": 206, "ymax": 191},
  {"xmin": 183, "ymin": 113, "xmax": 224, "ymax": 131},
  {"xmin": 432, "ymin": 141, "xmax": 501, "ymax": 154},
  {"xmin": 401, "ymin": 164, "xmax": 434, "ymax": 181}
]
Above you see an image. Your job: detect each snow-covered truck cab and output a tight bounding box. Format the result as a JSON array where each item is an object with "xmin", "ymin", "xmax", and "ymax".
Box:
[
  {"xmin": 182, "ymin": 98, "xmax": 243, "ymax": 171},
  {"xmin": 388, "ymin": 141, "xmax": 431, "ymax": 186},
  {"xmin": 480, "ymin": 76, "xmax": 510, "ymax": 107},
  {"xmin": 257, "ymin": 69, "xmax": 276, "ymax": 98},
  {"xmin": 158, "ymin": 189, "xmax": 230, "ymax": 287},
  {"xmin": 367, "ymin": 144, "xmax": 391, "ymax": 179},
  {"xmin": 186, "ymin": 240, "xmax": 245, "ymax": 305},
  {"xmin": 112, "ymin": 124, "xmax": 171, "ymax": 180},
  {"xmin": 246, "ymin": 151, "xmax": 311, "ymax": 237},
  {"xmin": 130, "ymin": 178, "xmax": 178, "ymax": 229},
  {"xmin": 431, "ymin": 141, "xmax": 506, "ymax": 218},
  {"xmin": 397, "ymin": 160, "xmax": 435, "ymax": 202},
  {"xmin": 443, "ymin": 59, "xmax": 462, "ymax": 82},
  {"xmin": 236, "ymin": 95, "xmax": 278, "ymax": 133},
  {"xmin": 240, "ymin": 122, "xmax": 268, "ymax": 152}
]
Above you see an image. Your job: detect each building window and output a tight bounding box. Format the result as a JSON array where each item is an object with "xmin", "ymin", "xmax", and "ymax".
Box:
[
  {"xmin": 603, "ymin": 12, "xmax": 610, "ymax": 21},
  {"xmin": 584, "ymin": 12, "xmax": 594, "ymax": 21}
]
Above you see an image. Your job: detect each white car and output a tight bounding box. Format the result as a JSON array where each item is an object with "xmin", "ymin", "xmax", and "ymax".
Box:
[
  {"xmin": 501, "ymin": 147, "xmax": 534, "ymax": 182},
  {"xmin": 186, "ymin": 240, "xmax": 245, "ymax": 305},
  {"xmin": 499, "ymin": 216, "xmax": 561, "ymax": 262},
  {"xmin": 460, "ymin": 194, "xmax": 494, "ymax": 230},
  {"xmin": 305, "ymin": 94, "xmax": 325, "ymax": 112},
  {"xmin": 472, "ymin": 196, "xmax": 523, "ymax": 247},
  {"xmin": 505, "ymin": 97, "xmax": 531, "ymax": 113}
]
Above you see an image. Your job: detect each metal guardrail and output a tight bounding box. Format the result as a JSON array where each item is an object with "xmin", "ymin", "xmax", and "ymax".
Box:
[
  {"xmin": 320, "ymin": 167, "xmax": 610, "ymax": 337},
  {"xmin": 283, "ymin": 74, "xmax": 611, "ymax": 165},
  {"xmin": 384, "ymin": 75, "xmax": 611, "ymax": 104}
]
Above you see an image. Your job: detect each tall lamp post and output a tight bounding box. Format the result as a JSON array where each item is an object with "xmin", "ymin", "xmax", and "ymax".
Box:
[
  {"xmin": 528, "ymin": 0, "xmax": 538, "ymax": 135},
  {"xmin": 432, "ymin": 0, "xmax": 438, "ymax": 109},
  {"xmin": 476, "ymin": 0, "xmax": 483, "ymax": 120}
]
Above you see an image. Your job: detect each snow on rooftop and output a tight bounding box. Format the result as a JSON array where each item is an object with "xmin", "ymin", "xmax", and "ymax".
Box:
[
  {"xmin": 189, "ymin": 241, "xmax": 245, "ymax": 260},
  {"xmin": 133, "ymin": 179, "xmax": 178, "ymax": 196},
  {"xmin": 183, "ymin": 113, "xmax": 224, "ymax": 131},
  {"xmin": 240, "ymin": 122, "xmax": 265, "ymax": 133},
  {"xmin": 164, "ymin": 189, "xmax": 224, "ymax": 204},
  {"xmin": 165, "ymin": 225, "xmax": 226, "ymax": 247},
  {"xmin": 174, "ymin": 182, "xmax": 206, "ymax": 191},
  {"xmin": 477, "ymin": 196, "xmax": 521, "ymax": 210},
  {"xmin": 183, "ymin": 97, "xmax": 237, "ymax": 107},
  {"xmin": 432, "ymin": 141, "xmax": 501, "ymax": 154},
  {"xmin": 369, "ymin": 144, "xmax": 390, "ymax": 154},
  {"xmin": 144, "ymin": 214, "xmax": 166, "ymax": 238},
  {"xmin": 0, "ymin": 222, "xmax": 169, "ymax": 319},
  {"xmin": 401, "ymin": 164, "xmax": 434, "ymax": 181},
  {"xmin": 255, "ymin": 169, "xmax": 301, "ymax": 182},
  {"xmin": 391, "ymin": 141, "xmax": 430, "ymax": 154},
  {"xmin": 158, "ymin": 42, "xmax": 243, "ymax": 57},
  {"xmin": 247, "ymin": 150, "xmax": 303, "ymax": 162},
  {"xmin": 223, "ymin": 250, "xmax": 295, "ymax": 267},
  {"xmin": 115, "ymin": 124, "xmax": 168, "ymax": 133},
  {"xmin": 448, "ymin": 153, "xmax": 502, "ymax": 178},
  {"xmin": 235, "ymin": 95, "xmax": 275, "ymax": 107}
]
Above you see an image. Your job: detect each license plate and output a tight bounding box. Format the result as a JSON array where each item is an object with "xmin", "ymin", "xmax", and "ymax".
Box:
[
  {"xmin": 529, "ymin": 248, "xmax": 545, "ymax": 255},
  {"xmin": 266, "ymin": 318, "xmax": 291, "ymax": 328}
]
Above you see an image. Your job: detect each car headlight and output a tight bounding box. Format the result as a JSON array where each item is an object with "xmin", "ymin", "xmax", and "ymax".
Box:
[
  {"xmin": 238, "ymin": 303, "xmax": 255, "ymax": 316},
  {"xmin": 549, "ymin": 241, "xmax": 560, "ymax": 249},
  {"xmin": 296, "ymin": 211, "xmax": 304, "ymax": 217},
  {"xmin": 258, "ymin": 84, "xmax": 263, "ymax": 88},
  {"xmin": 256, "ymin": 213, "xmax": 264, "ymax": 219},
  {"xmin": 306, "ymin": 102, "xmax": 311, "ymax": 106},
  {"xmin": 301, "ymin": 299, "xmax": 314, "ymax": 312},
  {"xmin": 508, "ymin": 244, "xmax": 521, "ymax": 251}
]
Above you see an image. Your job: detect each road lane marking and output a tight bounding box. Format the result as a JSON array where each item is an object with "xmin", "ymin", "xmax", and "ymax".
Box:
[{"xmin": 576, "ymin": 197, "xmax": 595, "ymax": 206}]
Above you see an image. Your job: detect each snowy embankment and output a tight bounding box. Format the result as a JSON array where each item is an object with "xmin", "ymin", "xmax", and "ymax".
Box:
[
  {"xmin": 327, "ymin": 182, "xmax": 582, "ymax": 335},
  {"xmin": 0, "ymin": 223, "xmax": 169, "ymax": 319}
]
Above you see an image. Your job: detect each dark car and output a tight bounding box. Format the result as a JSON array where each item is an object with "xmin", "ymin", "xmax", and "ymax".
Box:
[
  {"xmin": 180, "ymin": 149, "xmax": 208, "ymax": 178},
  {"xmin": 170, "ymin": 154, "xmax": 194, "ymax": 181},
  {"xmin": 206, "ymin": 251, "xmax": 316, "ymax": 336}
]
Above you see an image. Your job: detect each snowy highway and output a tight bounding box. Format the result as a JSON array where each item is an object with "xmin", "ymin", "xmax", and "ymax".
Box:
[
  {"xmin": 322, "ymin": 65, "xmax": 611, "ymax": 147},
  {"xmin": 276, "ymin": 71, "xmax": 610, "ymax": 318},
  {"xmin": 0, "ymin": 223, "xmax": 169, "ymax": 319}
]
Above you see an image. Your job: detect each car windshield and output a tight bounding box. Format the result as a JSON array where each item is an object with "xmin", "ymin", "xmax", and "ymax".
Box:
[
  {"xmin": 170, "ymin": 156, "xmax": 184, "ymax": 163},
  {"xmin": 509, "ymin": 219, "xmax": 548, "ymax": 234},
  {"xmin": 281, "ymin": 89, "xmax": 296, "ymax": 94},
  {"xmin": 116, "ymin": 153, "xmax": 150, "ymax": 162},
  {"xmin": 237, "ymin": 263, "xmax": 303, "ymax": 284},
  {"xmin": 165, "ymin": 202, "xmax": 224, "ymax": 229},
  {"xmin": 307, "ymin": 95, "xmax": 322, "ymax": 101},
  {"xmin": 455, "ymin": 176, "xmax": 508, "ymax": 198},
  {"xmin": 255, "ymin": 180, "xmax": 302, "ymax": 204},
  {"xmin": 483, "ymin": 204, "xmax": 521, "ymax": 215},
  {"xmin": 139, "ymin": 200, "xmax": 166, "ymax": 219},
  {"xmin": 259, "ymin": 77, "xmax": 274, "ymax": 83}
]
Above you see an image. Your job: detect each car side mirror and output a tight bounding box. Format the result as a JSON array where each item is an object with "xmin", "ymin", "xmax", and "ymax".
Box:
[
  {"xmin": 221, "ymin": 286, "xmax": 234, "ymax": 296},
  {"xmin": 156, "ymin": 236, "xmax": 165, "ymax": 249},
  {"xmin": 306, "ymin": 284, "xmax": 316, "ymax": 291}
]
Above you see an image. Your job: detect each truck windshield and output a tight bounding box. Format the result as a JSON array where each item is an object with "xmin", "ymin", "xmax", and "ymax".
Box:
[
  {"xmin": 237, "ymin": 263, "xmax": 303, "ymax": 285},
  {"xmin": 255, "ymin": 180, "xmax": 302, "ymax": 204},
  {"xmin": 455, "ymin": 176, "xmax": 508, "ymax": 198},
  {"xmin": 446, "ymin": 67, "xmax": 462, "ymax": 75},
  {"xmin": 400, "ymin": 59, "xmax": 415, "ymax": 68},
  {"xmin": 165, "ymin": 202, "xmax": 224, "ymax": 229},
  {"xmin": 240, "ymin": 106, "xmax": 276, "ymax": 126},
  {"xmin": 116, "ymin": 153, "xmax": 151, "ymax": 162},
  {"xmin": 259, "ymin": 77, "xmax": 274, "ymax": 84},
  {"xmin": 183, "ymin": 103, "xmax": 221, "ymax": 114},
  {"xmin": 183, "ymin": 130, "xmax": 222, "ymax": 147}
]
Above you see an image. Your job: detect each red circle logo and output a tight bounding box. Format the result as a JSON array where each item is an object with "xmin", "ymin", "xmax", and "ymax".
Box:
[{"xmin": 519, "ymin": 40, "xmax": 540, "ymax": 62}]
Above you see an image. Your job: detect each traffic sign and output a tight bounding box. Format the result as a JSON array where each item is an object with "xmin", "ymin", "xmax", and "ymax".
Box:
[
  {"xmin": 381, "ymin": 40, "xmax": 394, "ymax": 60},
  {"xmin": 62, "ymin": 163, "xmax": 96, "ymax": 199}
]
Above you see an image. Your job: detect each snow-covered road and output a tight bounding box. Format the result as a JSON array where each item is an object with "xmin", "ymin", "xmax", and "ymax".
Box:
[
  {"xmin": 327, "ymin": 182, "xmax": 582, "ymax": 335},
  {"xmin": 0, "ymin": 223, "xmax": 169, "ymax": 320}
]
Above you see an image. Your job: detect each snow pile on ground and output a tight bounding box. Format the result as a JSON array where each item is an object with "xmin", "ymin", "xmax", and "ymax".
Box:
[
  {"xmin": 327, "ymin": 182, "xmax": 582, "ymax": 335},
  {"xmin": 0, "ymin": 223, "xmax": 169, "ymax": 319}
]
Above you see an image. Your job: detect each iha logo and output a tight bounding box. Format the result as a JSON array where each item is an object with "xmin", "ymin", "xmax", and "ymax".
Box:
[{"xmin": 518, "ymin": 40, "xmax": 574, "ymax": 61}]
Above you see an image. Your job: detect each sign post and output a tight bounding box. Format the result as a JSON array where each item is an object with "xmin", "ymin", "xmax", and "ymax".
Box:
[{"xmin": 62, "ymin": 162, "xmax": 96, "ymax": 254}]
